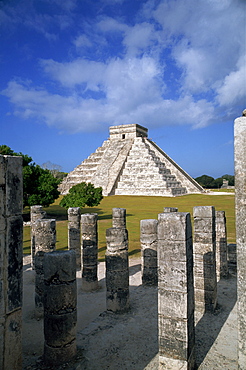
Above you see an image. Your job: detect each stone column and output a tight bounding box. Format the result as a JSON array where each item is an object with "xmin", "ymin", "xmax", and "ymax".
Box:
[
  {"xmin": 158, "ymin": 212, "xmax": 195, "ymax": 369},
  {"xmin": 0, "ymin": 155, "xmax": 23, "ymax": 370},
  {"xmin": 112, "ymin": 208, "xmax": 126, "ymax": 228},
  {"xmin": 68, "ymin": 207, "xmax": 81, "ymax": 269},
  {"xmin": 234, "ymin": 111, "xmax": 246, "ymax": 368},
  {"xmin": 43, "ymin": 250, "xmax": 77, "ymax": 366},
  {"xmin": 215, "ymin": 210, "xmax": 228, "ymax": 281},
  {"xmin": 81, "ymin": 213, "xmax": 98, "ymax": 291},
  {"xmin": 106, "ymin": 228, "xmax": 129, "ymax": 313},
  {"xmin": 193, "ymin": 206, "xmax": 217, "ymax": 314},
  {"xmin": 140, "ymin": 219, "xmax": 158, "ymax": 286},
  {"xmin": 30, "ymin": 205, "xmax": 46, "ymax": 269},
  {"xmin": 163, "ymin": 207, "xmax": 178, "ymax": 212},
  {"xmin": 34, "ymin": 219, "xmax": 56, "ymax": 315}
]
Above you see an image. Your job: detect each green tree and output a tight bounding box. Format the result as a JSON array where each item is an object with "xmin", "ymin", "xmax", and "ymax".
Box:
[
  {"xmin": 23, "ymin": 164, "xmax": 60, "ymax": 207},
  {"xmin": 60, "ymin": 182, "xmax": 103, "ymax": 209},
  {"xmin": 195, "ymin": 174, "xmax": 215, "ymax": 188},
  {"xmin": 0, "ymin": 145, "xmax": 60, "ymax": 207}
]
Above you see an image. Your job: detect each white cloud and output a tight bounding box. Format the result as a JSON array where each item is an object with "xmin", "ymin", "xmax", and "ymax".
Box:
[
  {"xmin": 1, "ymin": 0, "xmax": 245, "ymax": 134},
  {"xmin": 216, "ymin": 56, "xmax": 246, "ymax": 106}
]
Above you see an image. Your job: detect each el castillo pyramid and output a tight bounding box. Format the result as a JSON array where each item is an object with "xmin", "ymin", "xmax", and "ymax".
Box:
[{"xmin": 59, "ymin": 124, "xmax": 204, "ymax": 196}]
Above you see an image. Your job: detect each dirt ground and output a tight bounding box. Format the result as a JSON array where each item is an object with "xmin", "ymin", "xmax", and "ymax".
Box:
[{"xmin": 22, "ymin": 255, "xmax": 237, "ymax": 370}]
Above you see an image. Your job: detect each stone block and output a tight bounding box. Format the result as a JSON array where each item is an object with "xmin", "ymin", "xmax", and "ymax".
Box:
[
  {"xmin": 158, "ymin": 289, "xmax": 194, "ymax": 319},
  {"xmin": 158, "ymin": 239, "xmax": 192, "ymax": 263},
  {"xmin": 44, "ymin": 250, "xmax": 76, "ymax": 283},
  {"xmin": 44, "ymin": 281, "xmax": 77, "ymax": 314},
  {"xmin": 105, "ymin": 251, "xmax": 128, "ymax": 271},
  {"xmin": 5, "ymin": 156, "xmax": 23, "ymax": 216},
  {"xmin": 44, "ymin": 339, "xmax": 77, "ymax": 366},
  {"xmin": 140, "ymin": 219, "xmax": 158, "ymax": 234},
  {"xmin": 106, "ymin": 269, "xmax": 129, "ymax": 290},
  {"xmin": 163, "ymin": 207, "xmax": 178, "ymax": 212},
  {"xmin": 106, "ymin": 227, "xmax": 128, "ymax": 251},
  {"xmin": 193, "ymin": 205, "xmax": 215, "ymax": 218},
  {"xmin": 44, "ymin": 310, "xmax": 77, "ymax": 347},
  {"xmin": 6, "ymin": 216, "xmax": 23, "ymax": 312},
  {"xmin": 3, "ymin": 309, "xmax": 22, "ymax": 370},
  {"xmin": 158, "ymin": 212, "xmax": 192, "ymax": 241}
]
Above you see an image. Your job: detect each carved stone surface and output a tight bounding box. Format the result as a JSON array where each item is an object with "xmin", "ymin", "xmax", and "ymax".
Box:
[
  {"xmin": 193, "ymin": 206, "xmax": 217, "ymax": 314},
  {"xmin": 158, "ymin": 212, "xmax": 195, "ymax": 369},
  {"xmin": 0, "ymin": 155, "xmax": 23, "ymax": 370},
  {"xmin": 30, "ymin": 205, "xmax": 47, "ymax": 269},
  {"xmin": 234, "ymin": 113, "xmax": 246, "ymax": 369},
  {"xmin": 215, "ymin": 210, "xmax": 228, "ymax": 280},
  {"xmin": 140, "ymin": 219, "xmax": 158, "ymax": 286},
  {"xmin": 43, "ymin": 250, "xmax": 77, "ymax": 366},
  {"xmin": 112, "ymin": 208, "xmax": 126, "ymax": 228},
  {"xmin": 81, "ymin": 213, "xmax": 98, "ymax": 291},
  {"xmin": 59, "ymin": 124, "xmax": 204, "ymax": 197},
  {"xmin": 106, "ymin": 227, "xmax": 129, "ymax": 313},
  {"xmin": 68, "ymin": 207, "xmax": 81, "ymax": 269},
  {"xmin": 34, "ymin": 219, "xmax": 56, "ymax": 315}
]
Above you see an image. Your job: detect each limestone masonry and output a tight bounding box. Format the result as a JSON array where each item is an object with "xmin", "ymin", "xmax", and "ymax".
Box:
[{"xmin": 59, "ymin": 124, "xmax": 204, "ymax": 197}]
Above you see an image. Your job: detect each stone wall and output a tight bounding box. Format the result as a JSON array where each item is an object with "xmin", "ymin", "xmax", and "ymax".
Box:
[
  {"xmin": 234, "ymin": 111, "xmax": 246, "ymax": 368},
  {"xmin": 0, "ymin": 155, "xmax": 23, "ymax": 370}
]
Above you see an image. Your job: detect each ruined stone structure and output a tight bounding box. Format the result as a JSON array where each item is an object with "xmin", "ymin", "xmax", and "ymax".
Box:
[
  {"xmin": 43, "ymin": 250, "xmax": 77, "ymax": 365},
  {"xmin": 0, "ymin": 155, "xmax": 23, "ymax": 370},
  {"xmin": 157, "ymin": 212, "xmax": 195, "ymax": 369},
  {"xmin": 163, "ymin": 206, "xmax": 178, "ymax": 212},
  {"xmin": 34, "ymin": 219, "xmax": 56, "ymax": 315},
  {"xmin": 140, "ymin": 219, "xmax": 158, "ymax": 286},
  {"xmin": 106, "ymin": 227, "xmax": 129, "ymax": 313},
  {"xmin": 59, "ymin": 124, "xmax": 204, "ymax": 197},
  {"xmin": 193, "ymin": 206, "xmax": 217, "ymax": 313},
  {"xmin": 215, "ymin": 210, "xmax": 228, "ymax": 281},
  {"xmin": 68, "ymin": 207, "xmax": 81, "ymax": 269},
  {"xmin": 112, "ymin": 207, "xmax": 126, "ymax": 228},
  {"xmin": 234, "ymin": 111, "xmax": 246, "ymax": 368},
  {"xmin": 81, "ymin": 213, "xmax": 98, "ymax": 291},
  {"xmin": 30, "ymin": 205, "xmax": 46, "ymax": 269}
]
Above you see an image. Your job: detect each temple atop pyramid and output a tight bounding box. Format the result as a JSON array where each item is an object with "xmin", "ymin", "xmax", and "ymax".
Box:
[{"xmin": 59, "ymin": 123, "xmax": 204, "ymax": 196}]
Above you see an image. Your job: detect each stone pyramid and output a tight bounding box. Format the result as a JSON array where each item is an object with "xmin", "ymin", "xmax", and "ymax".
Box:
[{"xmin": 59, "ymin": 124, "xmax": 204, "ymax": 196}]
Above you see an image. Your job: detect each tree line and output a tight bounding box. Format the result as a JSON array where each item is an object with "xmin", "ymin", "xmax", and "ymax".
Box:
[{"xmin": 194, "ymin": 174, "xmax": 234, "ymax": 189}]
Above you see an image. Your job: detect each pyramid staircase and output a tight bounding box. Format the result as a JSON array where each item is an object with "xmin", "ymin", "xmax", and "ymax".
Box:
[
  {"xmin": 115, "ymin": 137, "xmax": 187, "ymax": 196},
  {"xmin": 59, "ymin": 124, "xmax": 204, "ymax": 197}
]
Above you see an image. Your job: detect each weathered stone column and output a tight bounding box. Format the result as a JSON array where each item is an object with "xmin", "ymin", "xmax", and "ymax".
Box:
[
  {"xmin": 81, "ymin": 213, "xmax": 98, "ymax": 291},
  {"xmin": 43, "ymin": 250, "xmax": 77, "ymax": 366},
  {"xmin": 68, "ymin": 207, "xmax": 81, "ymax": 269},
  {"xmin": 193, "ymin": 206, "xmax": 217, "ymax": 313},
  {"xmin": 112, "ymin": 207, "xmax": 126, "ymax": 228},
  {"xmin": 163, "ymin": 207, "xmax": 178, "ymax": 212},
  {"xmin": 0, "ymin": 155, "xmax": 23, "ymax": 370},
  {"xmin": 106, "ymin": 228, "xmax": 129, "ymax": 313},
  {"xmin": 30, "ymin": 205, "xmax": 46, "ymax": 269},
  {"xmin": 158, "ymin": 212, "xmax": 195, "ymax": 369},
  {"xmin": 234, "ymin": 110, "xmax": 246, "ymax": 368},
  {"xmin": 140, "ymin": 219, "xmax": 158, "ymax": 286},
  {"xmin": 215, "ymin": 210, "xmax": 228, "ymax": 281},
  {"xmin": 34, "ymin": 219, "xmax": 56, "ymax": 315}
]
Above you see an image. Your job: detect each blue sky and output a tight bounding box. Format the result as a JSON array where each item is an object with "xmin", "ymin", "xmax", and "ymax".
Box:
[{"xmin": 0, "ymin": 0, "xmax": 245, "ymax": 178}]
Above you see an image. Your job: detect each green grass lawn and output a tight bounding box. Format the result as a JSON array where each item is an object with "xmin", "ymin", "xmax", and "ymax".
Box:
[{"xmin": 23, "ymin": 193, "xmax": 235, "ymax": 260}]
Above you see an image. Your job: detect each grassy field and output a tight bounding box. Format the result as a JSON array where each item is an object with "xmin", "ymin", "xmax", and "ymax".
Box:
[{"xmin": 23, "ymin": 192, "xmax": 235, "ymax": 260}]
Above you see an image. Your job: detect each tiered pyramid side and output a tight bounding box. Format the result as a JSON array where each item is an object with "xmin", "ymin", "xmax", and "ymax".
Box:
[
  {"xmin": 115, "ymin": 137, "xmax": 187, "ymax": 196},
  {"xmin": 59, "ymin": 140, "xmax": 109, "ymax": 194},
  {"xmin": 59, "ymin": 138, "xmax": 134, "ymax": 196}
]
